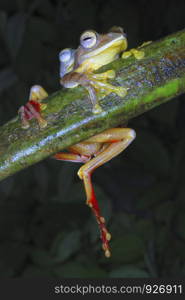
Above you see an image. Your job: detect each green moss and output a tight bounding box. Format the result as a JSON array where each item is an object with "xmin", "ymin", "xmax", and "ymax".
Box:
[
  {"xmin": 0, "ymin": 29, "xmax": 185, "ymax": 181},
  {"xmin": 145, "ymin": 79, "xmax": 179, "ymax": 102}
]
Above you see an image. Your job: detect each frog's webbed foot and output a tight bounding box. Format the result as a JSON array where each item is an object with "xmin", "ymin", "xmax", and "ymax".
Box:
[
  {"xmin": 54, "ymin": 127, "xmax": 136, "ymax": 257},
  {"xmin": 92, "ymin": 79, "xmax": 128, "ymax": 98},
  {"xmin": 122, "ymin": 41, "xmax": 152, "ymax": 60},
  {"xmin": 84, "ymin": 71, "xmax": 127, "ymax": 114},
  {"xmin": 122, "ymin": 48, "xmax": 145, "ymax": 60},
  {"xmin": 18, "ymin": 85, "xmax": 48, "ymax": 129}
]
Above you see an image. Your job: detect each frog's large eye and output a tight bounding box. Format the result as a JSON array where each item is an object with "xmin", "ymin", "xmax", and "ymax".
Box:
[
  {"xmin": 59, "ymin": 48, "xmax": 72, "ymax": 62},
  {"xmin": 80, "ymin": 31, "xmax": 97, "ymax": 48}
]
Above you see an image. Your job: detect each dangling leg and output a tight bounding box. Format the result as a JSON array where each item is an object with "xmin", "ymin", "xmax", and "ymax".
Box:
[
  {"xmin": 77, "ymin": 128, "xmax": 136, "ymax": 257},
  {"xmin": 18, "ymin": 85, "xmax": 48, "ymax": 129},
  {"xmin": 53, "ymin": 146, "xmax": 112, "ymax": 256},
  {"xmin": 53, "ymin": 128, "xmax": 136, "ymax": 257}
]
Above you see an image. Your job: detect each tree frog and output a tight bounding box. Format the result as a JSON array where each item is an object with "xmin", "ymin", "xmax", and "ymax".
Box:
[
  {"xmin": 17, "ymin": 27, "xmax": 146, "ymax": 257},
  {"xmin": 60, "ymin": 26, "xmax": 128, "ymax": 114},
  {"xmin": 56, "ymin": 45, "xmax": 137, "ymax": 258},
  {"xmin": 18, "ymin": 26, "xmax": 145, "ymax": 128}
]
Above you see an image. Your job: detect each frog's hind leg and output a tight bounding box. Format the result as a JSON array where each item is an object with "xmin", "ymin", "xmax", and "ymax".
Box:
[
  {"xmin": 53, "ymin": 146, "xmax": 112, "ymax": 257},
  {"xmin": 77, "ymin": 127, "xmax": 136, "ymax": 257},
  {"xmin": 53, "ymin": 152, "xmax": 91, "ymax": 163},
  {"xmin": 53, "ymin": 128, "xmax": 135, "ymax": 258},
  {"xmin": 18, "ymin": 85, "xmax": 48, "ymax": 129}
]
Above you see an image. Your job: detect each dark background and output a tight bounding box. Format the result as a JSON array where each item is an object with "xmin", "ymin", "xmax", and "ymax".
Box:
[{"xmin": 0, "ymin": 0, "xmax": 185, "ymax": 278}]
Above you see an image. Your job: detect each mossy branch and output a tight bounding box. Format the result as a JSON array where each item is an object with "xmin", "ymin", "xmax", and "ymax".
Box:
[{"xmin": 0, "ymin": 29, "xmax": 185, "ymax": 181}]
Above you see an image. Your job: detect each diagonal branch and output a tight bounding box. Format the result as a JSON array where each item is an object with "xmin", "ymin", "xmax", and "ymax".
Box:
[{"xmin": 0, "ymin": 29, "xmax": 185, "ymax": 181}]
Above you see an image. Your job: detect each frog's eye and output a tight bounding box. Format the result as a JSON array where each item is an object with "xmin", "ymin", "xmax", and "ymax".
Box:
[
  {"xmin": 59, "ymin": 48, "xmax": 72, "ymax": 63},
  {"xmin": 80, "ymin": 31, "xmax": 97, "ymax": 48}
]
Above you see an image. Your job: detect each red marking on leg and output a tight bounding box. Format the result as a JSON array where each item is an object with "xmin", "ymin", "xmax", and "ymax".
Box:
[
  {"xmin": 29, "ymin": 100, "xmax": 41, "ymax": 112},
  {"xmin": 22, "ymin": 106, "xmax": 33, "ymax": 120},
  {"xmin": 22, "ymin": 100, "xmax": 42, "ymax": 121},
  {"xmin": 88, "ymin": 174, "xmax": 111, "ymax": 257},
  {"xmin": 109, "ymin": 140, "xmax": 119, "ymax": 143}
]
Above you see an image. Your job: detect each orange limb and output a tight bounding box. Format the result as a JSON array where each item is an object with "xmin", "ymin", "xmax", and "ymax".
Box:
[
  {"xmin": 54, "ymin": 127, "xmax": 136, "ymax": 257},
  {"xmin": 54, "ymin": 152, "xmax": 91, "ymax": 163}
]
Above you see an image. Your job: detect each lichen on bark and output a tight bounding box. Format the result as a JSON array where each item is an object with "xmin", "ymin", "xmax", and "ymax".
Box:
[{"xmin": 0, "ymin": 29, "xmax": 185, "ymax": 181}]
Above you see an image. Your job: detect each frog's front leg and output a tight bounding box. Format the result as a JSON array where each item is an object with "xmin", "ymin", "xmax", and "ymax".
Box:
[
  {"xmin": 87, "ymin": 72, "xmax": 128, "ymax": 113},
  {"xmin": 62, "ymin": 70, "xmax": 127, "ymax": 114},
  {"xmin": 18, "ymin": 85, "xmax": 48, "ymax": 129}
]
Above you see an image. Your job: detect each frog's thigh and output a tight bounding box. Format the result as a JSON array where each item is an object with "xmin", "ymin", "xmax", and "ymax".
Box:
[
  {"xmin": 53, "ymin": 141, "xmax": 101, "ymax": 163},
  {"xmin": 78, "ymin": 127, "xmax": 136, "ymax": 182}
]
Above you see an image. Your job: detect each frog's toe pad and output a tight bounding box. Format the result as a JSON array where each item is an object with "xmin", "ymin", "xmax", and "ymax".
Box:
[
  {"xmin": 40, "ymin": 103, "xmax": 47, "ymax": 111},
  {"xmin": 122, "ymin": 51, "xmax": 132, "ymax": 59},
  {"xmin": 22, "ymin": 122, "xmax": 30, "ymax": 130},
  {"xmin": 107, "ymin": 70, "xmax": 116, "ymax": 79},
  {"xmin": 39, "ymin": 118, "xmax": 48, "ymax": 129},
  {"xmin": 134, "ymin": 50, "xmax": 145, "ymax": 60},
  {"xmin": 115, "ymin": 87, "xmax": 127, "ymax": 97},
  {"xmin": 93, "ymin": 104, "xmax": 103, "ymax": 114}
]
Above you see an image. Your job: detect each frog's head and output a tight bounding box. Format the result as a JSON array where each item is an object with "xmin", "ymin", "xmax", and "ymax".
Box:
[{"xmin": 76, "ymin": 26, "xmax": 127, "ymax": 71}]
